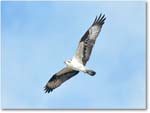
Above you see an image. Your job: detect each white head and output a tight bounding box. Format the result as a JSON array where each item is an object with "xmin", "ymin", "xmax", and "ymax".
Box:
[{"xmin": 64, "ymin": 59, "xmax": 72, "ymax": 66}]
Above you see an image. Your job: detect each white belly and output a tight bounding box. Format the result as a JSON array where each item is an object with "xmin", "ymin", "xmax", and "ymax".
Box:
[{"xmin": 69, "ymin": 58, "xmax": 86, "ymax": 72}]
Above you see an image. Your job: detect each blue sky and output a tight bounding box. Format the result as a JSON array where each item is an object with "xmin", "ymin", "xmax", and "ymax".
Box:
[{"xmin": 1, "ymin": 1, "xmax": 146, "ymax": 109}]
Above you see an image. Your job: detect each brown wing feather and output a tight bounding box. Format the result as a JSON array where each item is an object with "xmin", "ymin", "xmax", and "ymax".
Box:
[
  {"xmin": 44, "ymin": 67, "xmax": 79, "ymax": 93},
  {"xmin": 74, "ymin": 14, "xmax": 106, "ymax": 65}
]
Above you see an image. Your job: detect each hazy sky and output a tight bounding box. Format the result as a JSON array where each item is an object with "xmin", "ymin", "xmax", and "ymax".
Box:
[{"xmin": 1, "ymin": 1, "xmax": 146, "ymax": 109}]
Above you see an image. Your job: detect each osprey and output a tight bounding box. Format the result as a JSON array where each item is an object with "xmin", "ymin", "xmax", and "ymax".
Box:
[{"xmin": 44, "ymin": 14, "xmax": 106, "ymax": 93}]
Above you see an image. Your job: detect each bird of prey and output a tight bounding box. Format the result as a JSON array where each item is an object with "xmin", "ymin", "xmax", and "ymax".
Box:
[{"xmin": 44, "ymin": 14, "xmax": 106, "ymax": 93}]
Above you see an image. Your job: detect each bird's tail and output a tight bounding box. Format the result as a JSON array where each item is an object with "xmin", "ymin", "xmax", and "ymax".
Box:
[{"xmin": 86, "ymin": 69, "xmax": 96, "ymax": 76}]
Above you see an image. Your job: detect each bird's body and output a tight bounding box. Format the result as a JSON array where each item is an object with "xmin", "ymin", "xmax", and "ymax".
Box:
[
  {"xmin": 65, "ymin": 58, "xmax": 86, "ymax": 72},
  {"xmin": 44, "ymin": 14, "xmax": 106, "ymax": 93}
]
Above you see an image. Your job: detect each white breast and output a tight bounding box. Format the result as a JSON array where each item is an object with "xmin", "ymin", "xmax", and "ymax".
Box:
[{"xmin": 70, "ymin": 58, "xmax": 86, "ymax": 72}]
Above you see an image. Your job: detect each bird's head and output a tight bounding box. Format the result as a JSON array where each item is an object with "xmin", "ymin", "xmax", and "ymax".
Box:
[{"xmin": 64, "ymin": 59, "xmax": 72, "ymax": 65}]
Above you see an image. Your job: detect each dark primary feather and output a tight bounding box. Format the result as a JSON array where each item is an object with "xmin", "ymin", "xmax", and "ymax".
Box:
[
  {"xmin": 92, "ymin": 14, "xmax": 106, "ymax": 26},
  {"xmin": 80, "ymin": 14, "xmax": 106, "ymax": 42},
  {"xmin": 44, "ymin": 67, "xmax": 79, "ymax": 93},
  {"xmin": 75, "ymin": 14, "xmax": 106, "ymax": 65}
]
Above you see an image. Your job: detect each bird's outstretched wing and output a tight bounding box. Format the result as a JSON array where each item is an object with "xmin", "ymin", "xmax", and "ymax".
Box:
[
  {"xmin": 44, "ymin": 67, "xmax": 79, "ymax": 93},
  {"xmin": 74, "ymin": 14, "xmax": 106, "ymax": 65}
]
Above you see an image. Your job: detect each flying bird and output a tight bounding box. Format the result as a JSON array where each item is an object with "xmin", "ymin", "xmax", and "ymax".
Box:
[{"xmin": 44, "ymin": 14, "xmax": 106, "ymax": 93}]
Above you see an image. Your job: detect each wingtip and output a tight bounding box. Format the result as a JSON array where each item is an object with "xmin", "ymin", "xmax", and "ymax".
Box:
[
  {"xmin": 92, "ymin": 13, "xmax": 106, "ymax": 26},
  {"xmin": 44, "ymin": 85, "xmax": 53, "ymax": 93}
]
